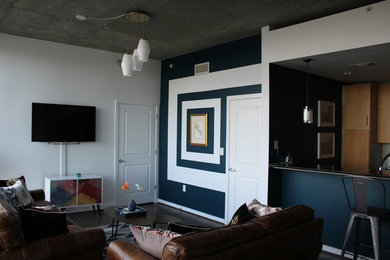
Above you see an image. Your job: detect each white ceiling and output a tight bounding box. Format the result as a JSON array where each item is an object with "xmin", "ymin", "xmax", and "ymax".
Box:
[{"xmin": 275, "ymin": 42, "xmax": 390, "ymax": 84}]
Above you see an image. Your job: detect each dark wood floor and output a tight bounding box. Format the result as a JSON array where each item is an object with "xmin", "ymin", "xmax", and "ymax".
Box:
[
  {"xmin": 68, "ymin": 203, "xmax": 223, "ymax": 229},
  {"xmin": 68, "ymin": 203, "xmax": 339, "ymax": 260}
]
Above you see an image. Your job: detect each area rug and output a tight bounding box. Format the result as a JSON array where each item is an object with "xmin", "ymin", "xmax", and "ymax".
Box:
[{"xmin": 99, "ymin": 223, "xmax": 137, "ymax": 258}]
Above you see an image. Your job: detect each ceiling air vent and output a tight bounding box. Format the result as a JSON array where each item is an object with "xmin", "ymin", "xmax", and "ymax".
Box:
[{"xmin": 194, "ymin": 62, "xmax": 210, "ymax": 75}]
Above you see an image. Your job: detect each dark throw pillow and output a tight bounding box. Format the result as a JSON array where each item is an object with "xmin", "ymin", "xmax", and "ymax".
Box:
[
  {"xmin": 19, "ymin": 207, "xmax": 69, "ymax": 242},
  {"xmin": 229, "ymin": 203, "xmax": 256, "ymax": 225},
  {"xmin": 167, "ymin": 222, "xmax": 210, "ymax": 234}
]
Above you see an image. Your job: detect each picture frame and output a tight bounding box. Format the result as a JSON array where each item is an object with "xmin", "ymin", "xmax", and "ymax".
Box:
[
  {"xmin": 317, "ymin": 132, "xmax": 335, "ymax": 159},
  {"xmin": 318, "ymin": 100, "xmax": 335, "ymax": 127},
  {"xmin": 190, "ymin": 113, "xmax": 208, "ymax": 146}
]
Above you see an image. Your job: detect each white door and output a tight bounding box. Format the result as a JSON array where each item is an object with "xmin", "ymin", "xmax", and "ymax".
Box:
[
  {"xmin": 227, "ymin": 94, "xmax": 263, "ymax": 220},
  {"xmin": 116, "ymin": 103, "xmax": 157, "ymax": 205}
]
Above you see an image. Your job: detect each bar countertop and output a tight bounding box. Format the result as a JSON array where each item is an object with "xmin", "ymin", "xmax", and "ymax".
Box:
[{"xmin": 270, "ymin": 162, "xmax": 390, "ymax": 180}]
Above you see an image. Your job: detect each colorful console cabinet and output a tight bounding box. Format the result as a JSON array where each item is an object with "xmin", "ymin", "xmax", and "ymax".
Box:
[{"xmin": 45, "ymin": 175, "xmax": 103, "ymax": 208}]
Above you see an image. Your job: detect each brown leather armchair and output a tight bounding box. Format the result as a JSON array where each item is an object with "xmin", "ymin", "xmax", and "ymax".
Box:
[{"xmin": 0, "ymin": 189, "xmax": 106, "ymax": 260}]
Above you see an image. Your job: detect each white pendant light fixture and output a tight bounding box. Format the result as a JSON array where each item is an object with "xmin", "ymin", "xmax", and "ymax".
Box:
[
  {"xmin": 137, "ymin": 38, "xmax": 150, "ymax": 62},
  {"xmin": 303, "ymin": 58, "xmax": 313, "ymax": 124},
  {"xmin": 121, "ymin": 53, "xmax": 134, "ymax": 76},
  {"xmin": 132, "ymin": 49, "xmax": 144, "ymax": 71},
  {"xmin": 75, "ymin": 11, "xmax": 150, "ymax": 77}
]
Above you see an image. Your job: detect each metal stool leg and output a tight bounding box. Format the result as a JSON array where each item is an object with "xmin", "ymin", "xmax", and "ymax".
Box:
[
  {"xmin": 353, "ymin": 218, "xmax": 362, "ymax": 260},
  {"xmin": 340, "ymin": 214, "xmax": 356, "ymax": 259},
  {"xmin": 369, "ymin": 216, "xmax": 381, "ymax": 260}
]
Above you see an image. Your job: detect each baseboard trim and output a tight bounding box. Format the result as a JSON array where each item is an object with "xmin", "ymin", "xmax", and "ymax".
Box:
[
  {"xmin": 322, "ymin": 245, "xmax": 373, "ymax": 260},
  {"xmin": 158, "ymin": 199, "xmax": 225, "ymax": 223}
]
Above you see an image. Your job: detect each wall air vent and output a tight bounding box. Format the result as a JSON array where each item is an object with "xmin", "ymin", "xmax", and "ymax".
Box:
[
  {"xmin": 348, "ymin": 62, "xmax": 375, "ymax": 68},
  {"xmin": 194, "ymin": 62, "xmax": 210, "ymax": 75}
]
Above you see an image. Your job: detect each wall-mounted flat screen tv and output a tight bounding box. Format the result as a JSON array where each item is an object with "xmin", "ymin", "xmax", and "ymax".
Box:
[{"xmin": 32, "ymin": 103, "xmax": 96, "ymax": 142}]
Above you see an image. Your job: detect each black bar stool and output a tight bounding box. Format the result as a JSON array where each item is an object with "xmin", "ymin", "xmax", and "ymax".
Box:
[{"xmin": 340, "ymin": 175, "xmax": 388, "ymax": 260}]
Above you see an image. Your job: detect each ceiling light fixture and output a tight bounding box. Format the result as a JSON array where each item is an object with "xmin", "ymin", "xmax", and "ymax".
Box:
[
  {"xmin": 76, "ymin": 11, "xmax": 150, "ymax": 77},
  {"xmin": 303, "ymin": 58, "xmax": 313, "ymax": 124}
]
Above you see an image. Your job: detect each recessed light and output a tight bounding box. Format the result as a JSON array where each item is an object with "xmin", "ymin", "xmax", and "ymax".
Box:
[
  {"xmin": 348, "ymin": 62, "xmax": 375, "ymax": 68},
  {"xmin": 344, "ymin": 72, "xmax": 353, "ymax": 76}
]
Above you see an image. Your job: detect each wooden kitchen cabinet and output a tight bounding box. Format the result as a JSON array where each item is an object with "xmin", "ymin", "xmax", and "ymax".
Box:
[
  {"xmin": 343, "ymin": 83, "xmax": 376, "ymax": 128},
  {"xmin": 377, "ymin": 84, "xmax": 390, "ymax": 143},
  {"xmin": 342, "ymin": 83, "xmax": 381, "ymax": 171}
]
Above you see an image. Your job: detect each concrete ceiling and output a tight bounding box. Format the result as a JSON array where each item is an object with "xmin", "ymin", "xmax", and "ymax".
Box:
[{"xmin": 0, "ymin": 0, "xmax": 382, "ymax": 60}]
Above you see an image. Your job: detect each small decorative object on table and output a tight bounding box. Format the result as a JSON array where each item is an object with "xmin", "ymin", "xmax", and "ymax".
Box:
[
  {"xmin": 121, "ymin": 182, "xmax": 143, "ymax": 211},
  {"xmin": 115, "ymin": 206, "xmax": 147, "ymax": 218}
]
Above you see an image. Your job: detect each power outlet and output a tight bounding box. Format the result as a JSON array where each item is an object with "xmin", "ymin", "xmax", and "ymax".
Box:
[{"xmin": 182, "ymin": 184, "xmax": 186, "ymax": 192}]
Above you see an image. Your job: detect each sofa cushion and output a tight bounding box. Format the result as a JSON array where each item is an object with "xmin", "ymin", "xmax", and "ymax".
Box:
[
  {"xmin": 252, "ymin": 204, "xmax": 314, "ymax": 234},
  {"xmin": 164, "ymin": 221, "xmax": 267, "ymax": 259},
  {"xmin": 248, "ymin": 199, "xmax": 282, "ymax": 216},
  {"xmin": 19, "ymin": 207, "xmax": 69, "ymax": 242},
  {"xmin": 229, "ymin": 203, "xmax": 256, "ymax": 225},
  {"xmin": 168, "ymin": 222, "xmax": 210, "ymax": 234},
  {"xmin": 130, "ymin": 225, "xmax": 181, "ymax": 259},
  {"xmin": 0, "ymin": 180, "xmax": 34, "ymax": 207},
  {"xmin": 0, "ymin": 198, "xmax": 25, "ymax": 250}
]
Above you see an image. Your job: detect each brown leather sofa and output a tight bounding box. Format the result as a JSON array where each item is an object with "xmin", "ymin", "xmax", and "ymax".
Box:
[
  {"xmin": 0, "ymin": 189, "xmax": 106, "ymax": 260},
  {"xmin": 107, "ymin": 204, "xmax": 323, "ymax": 260}
]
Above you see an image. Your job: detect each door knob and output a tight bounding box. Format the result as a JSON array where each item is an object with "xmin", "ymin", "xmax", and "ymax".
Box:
[
  {"xmin": 118, "ymin": 159, "xmax": 125, "ymax": 163},
  {"xmin": 228, "ymin": 167, "xmax": 237, "ymax": 173}
]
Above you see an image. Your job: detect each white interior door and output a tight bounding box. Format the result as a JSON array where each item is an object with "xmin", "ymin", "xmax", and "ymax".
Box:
[
  {"xmin": 116, "ymin": 103, "xmax": 157, "ymax": 205},
  {"xmin": 227, "ymin": 94, "xmax": 263, "ymax": 220}
]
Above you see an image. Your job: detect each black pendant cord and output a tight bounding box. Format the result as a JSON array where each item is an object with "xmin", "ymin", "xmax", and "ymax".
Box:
[
  {"xmin": 126, "ymin": 17, "xmax": 129, "ymax": 53},
  {"xmin": 306, "ymin": 61, "xmax": 309, "ymax": 106},
  {"xmin": 303, "ymin": 58, "xmax": 312, "ymax": 107}
]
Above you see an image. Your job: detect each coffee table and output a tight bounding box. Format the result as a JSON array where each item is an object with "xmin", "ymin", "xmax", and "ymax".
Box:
[{"xmin": 105, "ymin": 206, "xmax": 182, "ymax": 238}]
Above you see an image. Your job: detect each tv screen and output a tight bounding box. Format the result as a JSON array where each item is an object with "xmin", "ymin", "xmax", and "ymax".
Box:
[{"xmin": 32, "ymin": 103, "xmax": 96, "ymax": 142}]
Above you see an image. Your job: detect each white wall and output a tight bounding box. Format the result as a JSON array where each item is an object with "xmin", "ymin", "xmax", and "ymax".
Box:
[{"xmin": 0, "ymin": 33, "xmax": 161, "ymax": 206}]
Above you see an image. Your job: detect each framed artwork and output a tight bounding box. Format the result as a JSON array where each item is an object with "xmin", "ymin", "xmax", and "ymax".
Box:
[
  {"xmin": 317, "ymin": 132, "xmax": 335, "ymax": 159},
  {"xmin": 190, "ymin": 113, "xmax": 208, "ymax": 146},
  {"xmin": 318, "ymin": 100, "xmax": 335, "ymax": 127}
]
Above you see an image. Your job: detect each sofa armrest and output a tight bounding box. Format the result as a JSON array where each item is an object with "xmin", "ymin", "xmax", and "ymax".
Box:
[
  {"xmin": 29, "ymin": 189, "xmax": 45, "ymax": 201},
  {"xmin": 0, "ymin": 227, "xmax": 106, "ymax": 259},
  {"xmin": 108, "ymin": 239, "xmax": 156, "ymax": 260}
]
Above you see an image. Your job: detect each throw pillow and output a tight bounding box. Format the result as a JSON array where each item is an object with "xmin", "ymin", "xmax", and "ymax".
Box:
[
  {"xmin": 247, "ymin": 198, "xmax": 282, "ymax": 216},
  {"xmin": 167, "ymin": 222, "xmax": 210, "ymax": 234},
  {"xmin": 229, "ymin": 203, "xmax": 256, "ymax": 225},
  {"xmin": 130, "ymin": 225, "xmax": 181, "ymax": 258},
  {"xmin": 0, "ymin": 176, "xmax": 26, "ymax": 187},
  {"xmin": 19, "ymin": 207, "xmax": 69, "ymax": 242},
  {"xmin": 0, "ymin": 198, "xmax": 25, "ymax": 250},
  {"xmin": 0, "ymin": 180, "xmax": 34, "ymax": 207}
]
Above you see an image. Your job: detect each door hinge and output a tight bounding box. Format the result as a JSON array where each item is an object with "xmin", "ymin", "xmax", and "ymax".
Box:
[
  {"xmin": 156, "ymin": 114, "xmax": 159, "ymax": 120},
  {"xmin": 155, "ymin": 185, "xmax": 157, "ymax": 190},
  {"xmin": 155, "ymin": 150, "xmax": 158, "ymax": 154}
]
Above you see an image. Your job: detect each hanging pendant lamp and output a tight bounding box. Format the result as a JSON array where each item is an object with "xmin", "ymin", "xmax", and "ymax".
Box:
[
  {"xmin": 121, "ymin": 53, "xmax": 134, "ymax": 76},
  {"xmin": 132, "ymin": 49, "xmax": 144, "ymax": 71},
  {"xmin": 137, "ymin": 38, "xmax": 150, "ymax": 62},
  {"xmin": 303, "ymin": 59, "xmax": 313, "ymax": 124}
]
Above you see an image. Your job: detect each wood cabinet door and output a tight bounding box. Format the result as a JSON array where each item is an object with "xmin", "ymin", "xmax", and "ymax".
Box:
[
  {"xmin": 342, "ymin": 129, "xmax": 370, "ymax": 171},
  {"xmin": 377, "ymin": 84, "xmax": 390, "ymax": 143},
  {"xmin": 343, "ymin": 83, "xmax": 371, "ymax": 128}
]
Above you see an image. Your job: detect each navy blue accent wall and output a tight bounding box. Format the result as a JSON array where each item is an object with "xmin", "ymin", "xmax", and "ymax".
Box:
[
  {"xmin": 271, "ymin": 169, "xmax": 390, "ymax": 258},
  {"xmin": 159, "ymin": 35, "xmax": 261, "ymax": 218},
  {"xmin": 269, "ymin": 64, "xmax": 343, "ymax": 166}
]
